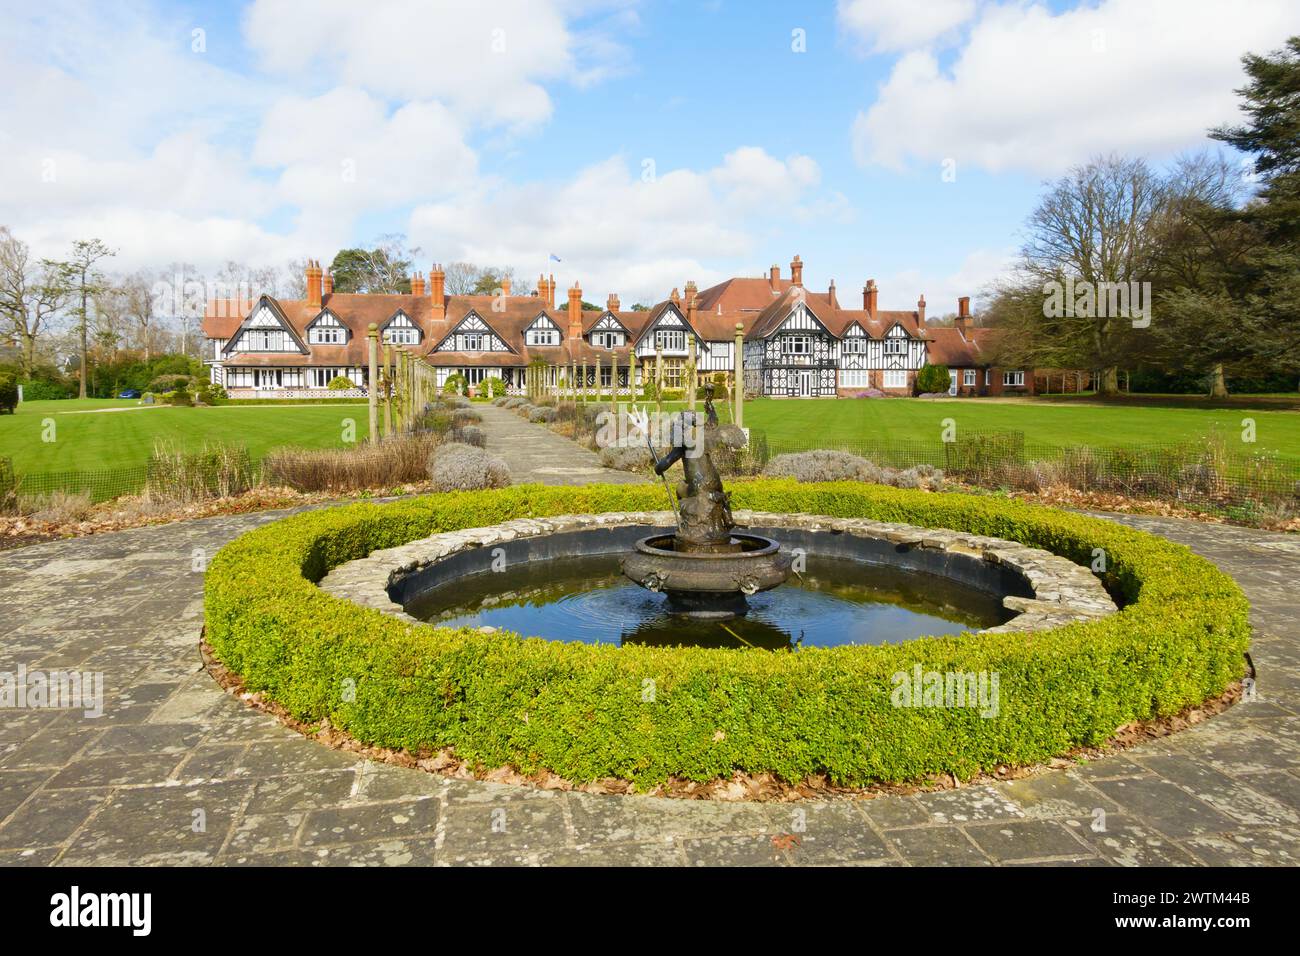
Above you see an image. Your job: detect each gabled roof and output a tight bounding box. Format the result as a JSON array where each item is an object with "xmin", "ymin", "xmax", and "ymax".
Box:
[{"xmin": 220, "ymin": 295, "xmax": 309, "ymax": 356}]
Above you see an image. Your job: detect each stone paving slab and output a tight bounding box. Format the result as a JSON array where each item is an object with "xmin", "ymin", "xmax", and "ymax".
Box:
[
  {"xmin": 475, "ymin": 403, "xmax": 648, "ymax": 486},
  {"xmin": 0, "ymin": 503, "xmax": 1296, "ymax": 866}
]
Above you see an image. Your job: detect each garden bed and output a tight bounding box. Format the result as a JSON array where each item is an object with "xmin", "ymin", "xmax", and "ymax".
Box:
[{"xmin": 203, "ymin": 482, "xmax": 1251, "ymax": 789}]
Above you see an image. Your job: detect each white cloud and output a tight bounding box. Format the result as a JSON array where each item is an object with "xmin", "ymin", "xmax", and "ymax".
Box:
[
  {"xmin": 253, "ymin": 88, "xmax": 478, "ymax": 231},
  {"xmin": 875, "ymin": 248, "xmax": 1018, "ymax": 318},
  {"xmin": 408, "ymin": 149, "xmax": 835, "ymax": 303},
  {"xmin": 837, "ymin": 0, "xmax": 976, "ymax": 53},
  {"xmin": 243, "ymin": 0, "xmax": 625, "ymax": 131},
  {"xmin": 851, "ymin": 0, "xmax": 1297, "ymax": 174}
]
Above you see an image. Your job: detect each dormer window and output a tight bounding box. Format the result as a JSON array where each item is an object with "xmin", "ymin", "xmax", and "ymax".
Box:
[
  {"xmin": 593, "ymin": 331, "xmax": 622, "ymax": 349},
  {"xmin": 527, "ymin": 328, "xmax": 559, "ymax": 345},
  {"xmin": 308, "ymin": 311, "xmax": 347, "ymax": 345},
  {"xmin": 463, "ymin": 333, "xmax": 484, "ymax": 351},
  {"xmin": 884, "ymin": 336, "xmax": 907, "ymax": 355},
  {"xmin": 382, "ymin": 310, "xmax": 421, "ymax": 346},
  {"xmin": 842, "ymin": 335, "xmax": 866, "ymax": 354}
]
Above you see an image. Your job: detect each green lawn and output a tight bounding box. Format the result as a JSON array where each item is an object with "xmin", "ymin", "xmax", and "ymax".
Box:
[
  {"xmin": 730, "ymin": 397, "xmax": 1300, "ymax": 461},
  {"xmin": 0, "ymin": 400, "xmax": 373, "ymax": 474},
  {"xmin": 4, "ymin": 394, "xmax": 1300, "ymax": 475}
]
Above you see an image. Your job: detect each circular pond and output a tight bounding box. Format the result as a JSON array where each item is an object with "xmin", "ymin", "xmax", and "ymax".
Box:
[{"xmin": 403, "ymin": 535, "xmax": 1013, "ymax": 650}]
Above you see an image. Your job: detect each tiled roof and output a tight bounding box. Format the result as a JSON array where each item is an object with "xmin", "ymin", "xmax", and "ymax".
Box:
[
  {"xmin": 926, "ymin": 325, "xmax": 995, "ymax": 366},
  {"xmin": 202, "ymin": 267, "xmax": 947, "ymax": 367}
]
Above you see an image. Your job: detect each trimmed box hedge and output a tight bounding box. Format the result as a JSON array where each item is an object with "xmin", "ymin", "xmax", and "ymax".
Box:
[{"xmin": 204, "ymin": 482, "xmax": 1250, "ymax": 788}]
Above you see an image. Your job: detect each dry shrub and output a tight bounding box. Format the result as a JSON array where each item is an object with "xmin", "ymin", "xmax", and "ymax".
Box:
[
  {"xmin": 451, "ymin": 408, "xmax": 481, "ymax": 426},
  {"xmin": 146, "ymin": 441, "xmax": 256, "ymax": 504},
  {"xmin": 426, "ymin": 442, "xmax": 511, "ymax": 492},
  {"xmin": 599, "ymin": 444, "xmax": 653, "ymax": 472},
  {"xmin": 20, "ymin": 490, "xmax": 94, "ymax": 523},
  {"xmin": 529, "ymin": 406, "xmax": 557, "ymax": 423},
  {"xmin": 450, "ymin": 425, "xmax": 485, "ymax": 448},
  {"xmin": 762, "ymin": 450, "xmax": 944, "ymax": 489},
  {"xmin": 502, "ymin": 397, "xmax": 527, "ymax": 409},
  {"xmin": 264, "ymin": 433, "xmax": 440, "ymax": 492}
]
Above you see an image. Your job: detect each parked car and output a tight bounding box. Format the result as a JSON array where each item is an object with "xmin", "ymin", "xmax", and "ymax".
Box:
[{"xmin": 118, "ymin": 388, "xmax": 142, "ymax": 399}]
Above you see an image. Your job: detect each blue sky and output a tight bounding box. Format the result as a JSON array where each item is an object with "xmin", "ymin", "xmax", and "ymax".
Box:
[{"xmin": 1, "ymin": 0, "xmax": 1293, "ymax": 311}]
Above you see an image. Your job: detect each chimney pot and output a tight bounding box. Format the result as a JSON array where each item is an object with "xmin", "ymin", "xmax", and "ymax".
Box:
[
  {"xmin": 568, "ymin": 282, "xmax": 583, "ymax": 339},
  {"xmin": 863, "ymin": 279, "xmax": 878, "ymax": 318},
  {"xmin": 306, "ymin": 259, "xmax": 322, "ymax": 309},
  {"xmin": 916, "ymin": 293, "xmax": 926, "ymax": 328},
  {"xmin": 607, "ymin": 293, "xmax": 620, "ymax": 312},
  {"xmin": 429, "ymin": 263, "xmax": 446, "ymax": 318},
  {"xmin": 501, "ymin": 276, "xmax": 511, "ymax": 297},
  {"xmin": 790, "ymin": 255, "xmax": 803, "ymax": 288}
]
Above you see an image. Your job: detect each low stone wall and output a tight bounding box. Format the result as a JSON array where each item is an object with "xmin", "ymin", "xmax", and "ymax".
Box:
[{"xmin": 319, "ymin": 510, "xmax": 1117, "ymax": 634}]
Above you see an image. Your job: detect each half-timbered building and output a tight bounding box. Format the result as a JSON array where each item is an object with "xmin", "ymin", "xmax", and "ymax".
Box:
[{"xmin": 201, "ymin": 255, "xmax": 1004, "ymax": 399}]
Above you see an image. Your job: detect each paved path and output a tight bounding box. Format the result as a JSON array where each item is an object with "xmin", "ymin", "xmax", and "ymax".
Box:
[
  {"xmin": 0, "ymin": 506, "xmax": 1296, "ymax": 867},
  {"xmin": 474, "ymin": 403, "xmax": 647, "ymax": 486}
]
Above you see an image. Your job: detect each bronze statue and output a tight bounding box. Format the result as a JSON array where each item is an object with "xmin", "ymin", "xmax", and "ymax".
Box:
[{"xmin": 635, "ymin": 385, "xmax": 738, "ymax": 553}]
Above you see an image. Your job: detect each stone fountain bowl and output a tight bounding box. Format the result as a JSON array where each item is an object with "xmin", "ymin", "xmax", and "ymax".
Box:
[{"xmin": 620, "ymin": 532, "xmax": 792, "ymax": 616}]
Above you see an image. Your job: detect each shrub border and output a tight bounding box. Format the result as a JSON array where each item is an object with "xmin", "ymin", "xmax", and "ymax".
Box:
[{"xmin": 204, "ymin": 481, "xmax": 1250, "ymax": 787}]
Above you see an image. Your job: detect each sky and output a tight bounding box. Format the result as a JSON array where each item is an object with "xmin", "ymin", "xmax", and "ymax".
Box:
[{"xmin": 0, "ymin": 0, "xmax": 1294, "ymax": 313}]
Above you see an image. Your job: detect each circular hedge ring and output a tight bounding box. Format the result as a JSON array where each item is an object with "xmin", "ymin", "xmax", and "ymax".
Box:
[{"xmin": 204, "ymin": 481, "xmax": 1250, "ymax": 788}]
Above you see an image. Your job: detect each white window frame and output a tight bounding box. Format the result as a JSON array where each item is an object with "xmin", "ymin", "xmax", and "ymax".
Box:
[
  {"xmin": 654, "ymin": 328, "xmax": 685, "ymax": 352},
  {"xmin": 783, "ymin": 334, "xmax": 814, "ymax": 356},
  {"xmin": 882, "ymin": 369, "xmax": 907, "ymax": 389},
  {"xmin": 1003, "ymin": 370, "xmax": 1025, "ymax": 387},
  {"xmin": 963, "ymin": 369, "xmax": 976, "ymax": 387},
  {"xmin": 526, "ymin": 329, "xmax": 559, "ymax": 346},
  {"xmin": 384, "ymin": 327, "xmax": 419, "ymax": 346},
  {"xmin": 840, "ymin": 369, "xmax": 868, "ymax": 388},
  {"xmin": 985, "ymin": 369, "xmax": 992, "ymax": 386},
  {"xmin": 842, "ymin": 336, "xmax": 866, "ymax": 354},
  {"xmin": 884, "ymin": 336, "xmax": 907, "ymax": 356}
]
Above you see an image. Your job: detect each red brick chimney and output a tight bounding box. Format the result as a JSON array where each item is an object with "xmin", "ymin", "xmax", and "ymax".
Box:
[
  {"xmin": 790, "ymin": 255, "xmax": 803, "ymax": 288},
  {"xmin": 916, "ymin": 294, "xmax": 926, "ymax": 330},
  {"xmin": 322, "ymin": 269, "xmax": 333, "ymax": 296},
  {"xmin": 955, "ymin": 296, "xmax": 971, "ymax": 335},
  {"xmin": 410, "ymin": 272, "xmax": 424, "ymax": 297},
  {"xmin": 686, "ymin": 289, "xmax": 698, "ymax": 330},
  {"xmin": 305, "ymin": 259, "xmax": 322, "ymax": 309},
  {"xmin": 828, "ymin": 279, "xmax": 839, "ymax": 309},
  {"xmin": 670, "ymin": 287, "xmax": 681, "ymax": 307},
  {"xmin": 567, "ymin": 283, "xmax": 583, "ymax": 339},
  {"xmin": 769, "ymin": 263, "xmax": 780, "ymax": 290},
  {"xmin": 863, "ymin": 279, "xmax": 878, "ymax": 318},
  {"xmin": 430, "ymin": 263, "xmax": 445, "ymax": 319},
  {"xmin": 607, "ymin": 293, "xmax": 620, "ymax": 312},
  {"xmin": 501, "ymin": 276, "xmax": 511, "ymax": 297}
]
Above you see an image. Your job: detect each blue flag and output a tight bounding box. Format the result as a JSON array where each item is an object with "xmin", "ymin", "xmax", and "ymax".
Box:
[{"xmin": 549, "ymin": 253, "xmax": 562, "ymax": 262}]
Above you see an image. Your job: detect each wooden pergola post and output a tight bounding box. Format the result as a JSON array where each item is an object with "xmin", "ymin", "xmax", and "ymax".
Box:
[
  {"xmin": 655, "ymin": 345, "xmax": 663, "ymax": 416},
  {"xmin": 595, "ymin": 356, "xmax": 602, "ymax": 406},
  {"xmin": 686, "ymin": 336, "xmax": 697, "ymax": 411},
  {"xmin": 610, "ymin": 353, "xmax": 619, "ymax": 413},
  {"xmin": 382, "ymin": 343, "xmax": 394, "ymax": 438},
  {"xmin": 367, "ymin": 324, "xmax": 379, "ymax": 444},
  {"xmin": 733, "ymin": 322, "xmax": 744, "ymax": 428}
]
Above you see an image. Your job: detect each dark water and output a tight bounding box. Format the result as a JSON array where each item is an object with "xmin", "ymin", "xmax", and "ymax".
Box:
[{"xmin": 405, "ymin": 554, "xmax": 1010, "ymax": 650}]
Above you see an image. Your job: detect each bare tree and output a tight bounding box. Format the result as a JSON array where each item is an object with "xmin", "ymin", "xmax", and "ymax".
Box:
[
  {"xmin": 442, "ymin": 261, "xmax": 482, "ymax": 295},
  {"xmin": 1009, "ymin": 155, "xmax": 1168, "ymax": 393},
  {"xmin": 0, "ymin": 227, "xmax": 70, "ymax": 378},
  {"xmin": 58, "ymin": 238, "xmax": 117, "ymax": 397}
]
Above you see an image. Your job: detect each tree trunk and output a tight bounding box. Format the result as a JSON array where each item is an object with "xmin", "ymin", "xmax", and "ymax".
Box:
[
  {"xmin": 78, "ymin": 283, "xmax": 88, "ymax": 399},
  {"xmin": 1098, "ymin": 366, "xmax": 1120, "ymax": 395},
  {"xmin": 1209, "ymin": 362, "xmax": 1228, "ymax": 398}
]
